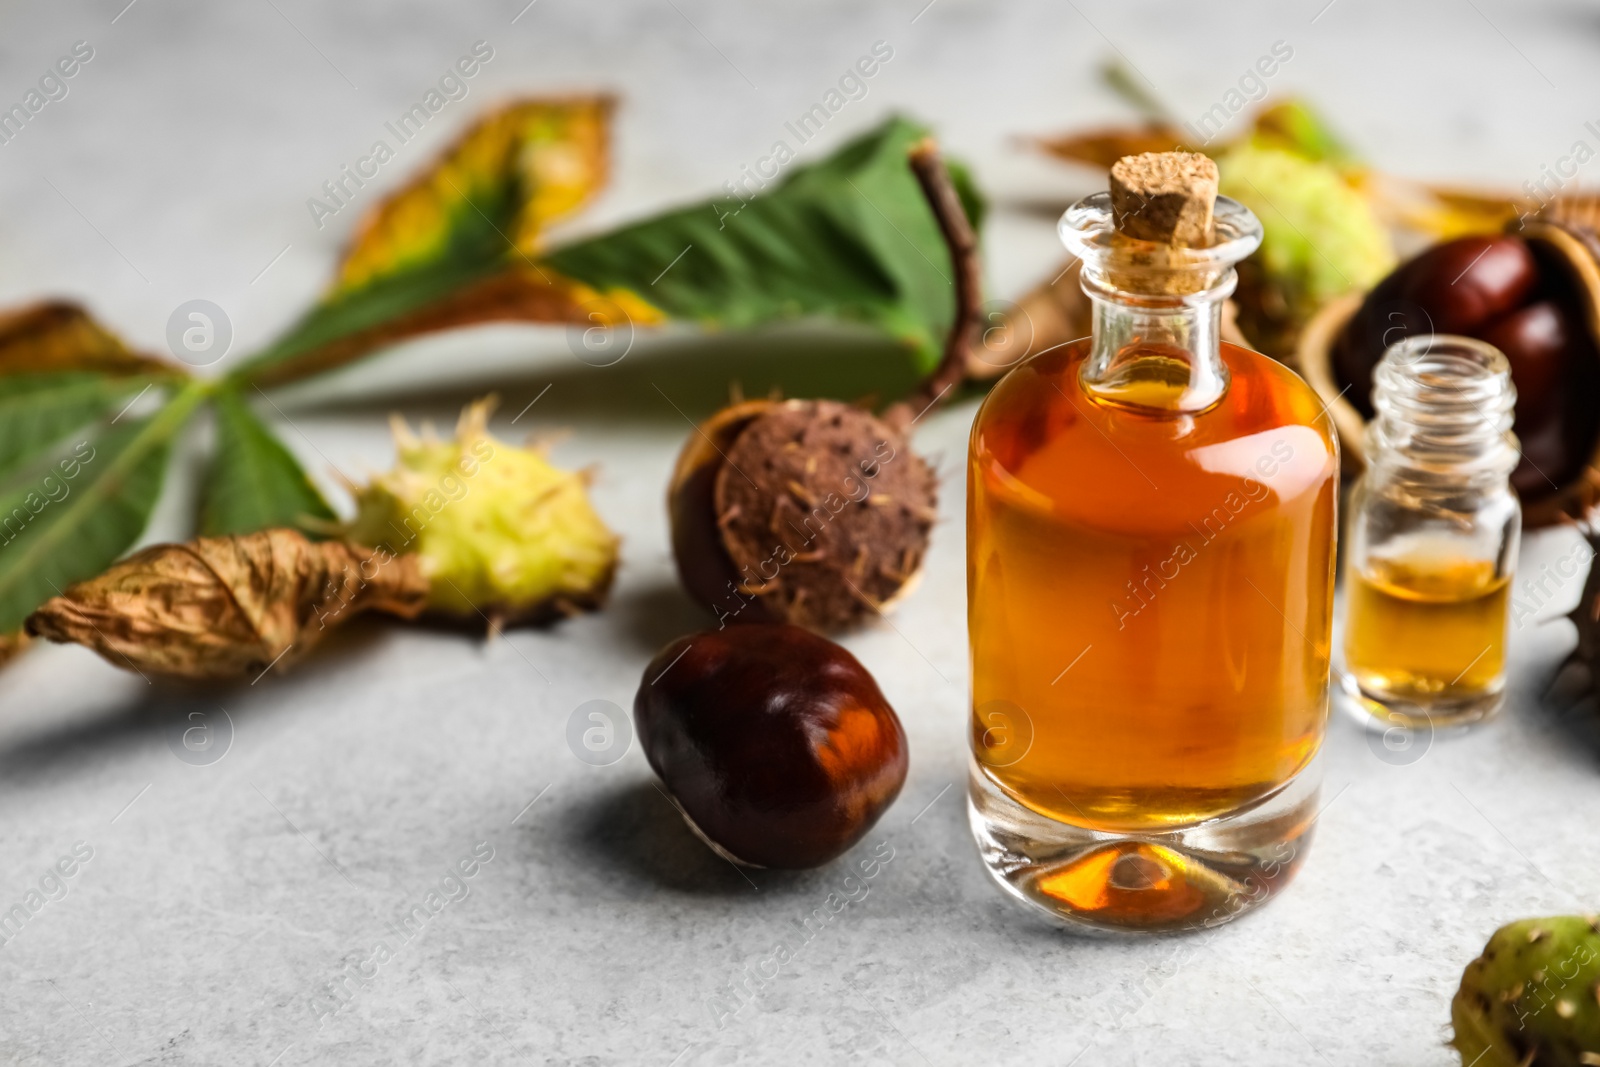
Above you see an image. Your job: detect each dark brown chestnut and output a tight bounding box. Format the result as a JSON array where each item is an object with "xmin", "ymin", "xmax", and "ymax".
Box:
[
  {"xmin": 1513, "ymin": 406, "xmax": 1570, "ymax": 497},
  {"xmin": 1392, "ymin": 235, "xmax": 1539, "ymax": 334},
  {"xmin": 634, "ymin": 623, "xmax": 908, "ymax": 869},
  {"xmin": 1334, "ymin": 235, "xmax": 1540, "ymax": 417},
  {"xmin": 667, "ymin": 398, "xmax": 780, "ymax": 625},
  {"xmin": 1477, "ymin": 299, "xmax": 1575, "ymax": 422},
  {"xmin": 1303, "ymin": 210, "xmax": 1600, "ymax": 525}
]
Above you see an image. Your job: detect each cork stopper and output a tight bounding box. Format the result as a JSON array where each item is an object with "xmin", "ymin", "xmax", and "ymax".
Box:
[{"xmin": 1109, "ymin": 152, "xmax": 1218, "ymax": 247}]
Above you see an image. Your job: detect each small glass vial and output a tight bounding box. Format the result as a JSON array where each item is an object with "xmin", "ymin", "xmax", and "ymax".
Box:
[
  {"xmin": 967, "ymin": 155, "xmax": 1339, "ymax": 934},
  {"xmin": 1341, "ymin": 335, "xmax": 1520, "ymax": 730}
]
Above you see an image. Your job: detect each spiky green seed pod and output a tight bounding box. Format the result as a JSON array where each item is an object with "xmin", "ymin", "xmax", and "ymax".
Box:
[
  {"xmin": 1217, "ymin": 143, "xmax": 1395, "ymax": 309},
  {"xmin": 1215, "ymin": 142, "xmax": 1395, "ymax": 356},
  {"xmin": 346, "ymin": 399, "xmax": 619, "ymax": 628},
  {"xmin": 1452, "ymin": 915, "xmax": 1600, "ymax": 1066}
]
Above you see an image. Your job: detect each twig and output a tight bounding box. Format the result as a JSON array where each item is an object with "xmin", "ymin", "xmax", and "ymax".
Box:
[{"xmin": 884, "ymin": 139, "xmax": 982, "ymax": 433}]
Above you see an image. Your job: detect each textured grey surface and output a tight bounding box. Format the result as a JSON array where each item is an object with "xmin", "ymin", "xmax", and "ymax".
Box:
[{"xmin": 3, "ymin": 1, "xmax": 1600, "ymax": 1064}]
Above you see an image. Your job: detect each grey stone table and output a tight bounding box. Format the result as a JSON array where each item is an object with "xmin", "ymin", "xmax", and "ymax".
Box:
[{"xmin": 3, "ymin": 1, "xmax": 1599, "ymax": 1063}]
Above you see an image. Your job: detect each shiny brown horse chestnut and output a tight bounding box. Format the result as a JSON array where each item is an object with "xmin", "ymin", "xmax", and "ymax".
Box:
[
  {"xmin": 1332, "ymin": 234, "xmax": 1540, "ymax": 419},
  {"xmin": 1315, "ymin": 222, "xmax": 1600, "ymax": 517},
  {"xmin": 634, "ymin": 623, "xmax": 908, "ymax": 869}
]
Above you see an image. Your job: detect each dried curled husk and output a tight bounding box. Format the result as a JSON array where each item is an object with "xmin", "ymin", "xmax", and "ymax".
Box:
[
  {"xmin": 345, "ymin": 398, "xmax": 619, "ymax": 628},
  {"xmin": 25, "ymin": 529, "xmax": 426, "ymax": 680}
]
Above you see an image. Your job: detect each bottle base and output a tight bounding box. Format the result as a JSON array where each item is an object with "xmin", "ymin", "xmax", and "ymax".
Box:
[
  {"xmin": 967, "ymin": 756, "xmax": 1320, "ymax": 935},
  {"xmin": 1337, "ymin": 669, "xmax": 1503, "ymax": 731}
]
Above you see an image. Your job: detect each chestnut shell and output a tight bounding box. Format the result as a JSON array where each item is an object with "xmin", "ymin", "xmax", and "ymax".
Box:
[
  {"xmin": 634, "ymin": 623, "xmax": 908, "ymax": 869},
  {"xmin": 667, "ymin": 399, "xmax": 777, "ymax": 624},
  {"xmin": 667, "ymin": 398, "xmax": 938, "ymax": 631},
  {"xmin": 1300, "ymin": 222, "xmax": 1600, "ymax": 526},
  {"xmin": 1331, "ymin": 235, "xmax": 1539, "ymax": 420}
]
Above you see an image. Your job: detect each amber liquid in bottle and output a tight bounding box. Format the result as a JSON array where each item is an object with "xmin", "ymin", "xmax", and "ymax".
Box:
[
  {"xmin": 1338, "ymin": 335, "xmax": 1520, "ymax": 730},
  {"xmin": 967, "ymin": 182, "xmax": 1338, "ymax": 932},
  {"xmin": 1344, "ymin": 550, "xmax": 1510, "ymax": 705},
  {"xmin": 969, "ymin": 340, "xmax": 1339, "ymax": 833}
]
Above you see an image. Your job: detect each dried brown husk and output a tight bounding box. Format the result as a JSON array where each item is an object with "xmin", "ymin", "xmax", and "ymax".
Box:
[
  {"xmin": 26, "ymin": 529, "xmax": 427, "ymax": 680},
  {"xmin": 695, "ymin": 398, "xmax": 938, "ymax": 630}
]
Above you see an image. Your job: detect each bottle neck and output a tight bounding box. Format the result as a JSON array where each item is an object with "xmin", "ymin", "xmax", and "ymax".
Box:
[
  {"xmin": 1058, "ymin": 192, "xmax": 1260, "ymax": 416},
  {"xmin": 1365, "ymin": 335, "xmax": 1519, "ymax": 493},
  {"xmin": 1079, "ymin": 264, "xmax": 1234, "ymax": 414}
]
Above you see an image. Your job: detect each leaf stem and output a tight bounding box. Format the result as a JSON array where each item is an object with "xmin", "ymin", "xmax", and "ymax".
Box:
[{"xmin": 886, "ymin": 139, "xmax": 982, "ymax": 432}]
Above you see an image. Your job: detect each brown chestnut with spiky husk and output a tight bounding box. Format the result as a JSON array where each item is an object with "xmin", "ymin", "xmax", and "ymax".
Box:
[
  {"xmin": 667, "ymin": 140, "xmax": 979, "ymax": 631},
  {"xmin": 635, "ymin": 623, "xmax": 908, "ymax": 869},
  {"xmin": 668, "ymin": 396, "xmax": 939, "ymax": 631}
]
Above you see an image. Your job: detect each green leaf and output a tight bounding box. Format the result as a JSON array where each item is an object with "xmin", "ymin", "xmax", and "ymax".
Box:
[
  {"xmin": 238, "ymin": 112, "xmax": 983, "ymax": 389},
  {"xmin": 545, "ymin": 116, "xmax": 986, "ymax": 374},
  {"xmin": 0, "ymin": 382, "xmax": 205, "ymax": 633},
  {"xmin": 201, "ymin": 387, "xmax": 336, "ymax": 537},
  {"xmin": 0, "ymin": 372, "xmax": 154, "ymax": 478}
]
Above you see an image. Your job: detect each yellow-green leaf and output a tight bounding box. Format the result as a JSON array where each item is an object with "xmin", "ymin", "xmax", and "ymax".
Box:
[
  {"xmin": 334, "ymin": 96, "xmax": 614, "ymax": 296},
  {"xmin": 0, "ymin": 301, "xmax": 177, "ymax": 378}
]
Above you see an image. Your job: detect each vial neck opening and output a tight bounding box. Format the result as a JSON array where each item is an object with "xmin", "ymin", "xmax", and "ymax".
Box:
[{"xmin": 1366, "ymin": 335, "xmax": 1519, "ymax": 485}]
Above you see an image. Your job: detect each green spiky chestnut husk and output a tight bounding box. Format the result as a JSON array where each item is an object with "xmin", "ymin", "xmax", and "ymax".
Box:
[
  {"xmin": 346, "ymin": 399, "xmax": 619, "ymax": 627},
  {"xmin": 1451, "ymin": 915, "xmax": 1600, "ymax": 1066}
]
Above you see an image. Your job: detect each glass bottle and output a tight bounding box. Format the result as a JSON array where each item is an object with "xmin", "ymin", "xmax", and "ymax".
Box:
[
  {"xmin": 966, "ymin": 189, "xmax": 1339, "ymax": 933},
  {"xmin": 1340, "ymin": 335, "xmax": 1520, "ymax": 730}
]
